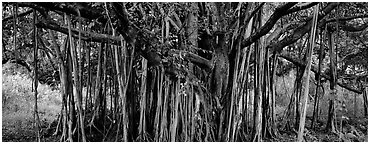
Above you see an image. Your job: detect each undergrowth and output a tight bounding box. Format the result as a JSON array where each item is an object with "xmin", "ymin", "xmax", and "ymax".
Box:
[{"xmin": 2, "ymin": 63, "xmax": 61, "ymax": 142}]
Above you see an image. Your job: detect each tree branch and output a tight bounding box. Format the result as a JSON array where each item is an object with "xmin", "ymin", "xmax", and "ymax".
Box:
[
  {"xmin": 36, "ymin": 18, "xmax": 121, "ymax": 43},
  {"xmin": 2, "ymin": 9, "xmax": 33, "ymax": 24},
  {"xmin": 267, "ymin": 2, "xmax": 339, "ymax": 53},
  {"xmin": 168, "ymin": 49, "xmax": 212, "ymax": 70},
  {"xmin": 20, "ymin": 2, "xmax": 164, "ymax": 67},
  {"xmin": 33, "ymin": 2, "xmax": 104, "ymax": 20},
  {"xmin": 37, "ymin": 17, "xmax": 166, "ymax": 69},
  {"xmin": 279, "ymin": 52, "xmax": 362, "ymax": 94},
  {"xmin": 285, "ymin": 2, "xmax": 319, "ymax": 14},
  {"xmin": 110, "ymin": 2, "xmax": 138, "ymax": 44},
  {"xmin": 241, "ymin": 2, "xmax": 297, "ymax": 48},
  {"xmin": 338, "ymin": 22, "xmax": 368, "ymax": 32},
  {"xmin": 325, "ymin": 14, "xmax": 368, "ymax": 23}
]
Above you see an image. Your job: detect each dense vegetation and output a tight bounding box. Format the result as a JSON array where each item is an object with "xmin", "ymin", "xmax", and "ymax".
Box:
[
  {"xmin": 2, "ymin": 63, "xmax": 61, "ymax": 141},
  {"xmin": 2, "ymin": 2, "xmax": 368, "ymax": 142}
]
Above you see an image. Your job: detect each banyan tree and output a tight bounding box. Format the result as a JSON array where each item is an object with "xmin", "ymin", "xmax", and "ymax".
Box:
[{"xmin": 2, "ymin": 2, "xmax": 367, "ymax": 142}]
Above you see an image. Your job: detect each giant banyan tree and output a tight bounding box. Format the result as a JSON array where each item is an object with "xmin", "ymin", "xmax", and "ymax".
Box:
[{"xmin": 2, "ymin": 2, "xmax": 368, "ymax": 142}]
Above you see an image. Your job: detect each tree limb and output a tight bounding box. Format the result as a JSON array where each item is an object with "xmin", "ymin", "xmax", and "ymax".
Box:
[
  {"xmin": 110, "ymin": 2, "xmax": 138, "ymax": 44},
  {"xmin": 279, "ymin": 52, "xmax": 363, "ymax": 94},
  {"xmin": 2, "ymin": 9, "xmax": 33, "ymax": 24},
  {"xmin": 168, "ymin": 49, "xmax": 212, "ymax": 70},
  {"xmin": 325, "ymin": 14, "xmax": 368, "ymax": 23},
  {"xmin": 20, "ymin": 2, "xmax": 163, "ymax": 67},
  {"xmin": 241, "ymin": 2, "xmax": 297, "ymax": 48},
  {"xmin": 338, "ymin": 21, "xmax": 368, "ymax": 32},
  {"xmin": 267, "ymin": 2, "xmax": 339, "ymax": 53},
  {"xmin": 33, "ymin": 2, "xmax": 104, "ymax": 20},
  {"xmin": 36, "ymin": 18, "xmax": 121, "ymax": 43},
  {"xmin": 285, "ymin": 2, "xmax": 319, "ymax": 14}
]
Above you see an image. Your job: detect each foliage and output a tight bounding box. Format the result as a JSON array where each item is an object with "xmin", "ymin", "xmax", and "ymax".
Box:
[{"xmin": 2, "ymin": 63, "xmax": 61, "ymax": 142}]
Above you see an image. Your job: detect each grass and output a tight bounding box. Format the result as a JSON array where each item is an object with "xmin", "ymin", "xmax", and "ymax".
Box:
[{"xmin": 2, "ymin": 63, "xmax": 61, "ymax": 142}]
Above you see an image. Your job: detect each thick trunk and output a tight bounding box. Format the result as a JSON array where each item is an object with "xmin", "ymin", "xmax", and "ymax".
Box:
[
  {"xmin": 326, "ymin": 99, "xmax": 337, "ymax": 132},
  {"xmin": 270, "ymin": 52, "xmax": 279, "ymax": 136},
  {"xmin": 213, "ymin": 35, "xmax": 230, "ymax": 141},
  {"xmin": 326, "ymin": 25, "xmax": 337, "ymax": 133},
  {"xmin": 295, "ymin": 66, "xmax": 304, "ymax": 130}
]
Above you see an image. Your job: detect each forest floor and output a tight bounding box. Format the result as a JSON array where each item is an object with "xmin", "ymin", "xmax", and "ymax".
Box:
[
  {"xmin": 273, "ymin": 119, "xmax": 368, "ymax": 142},
  {"xmin": 2, "ymin": 116, "xmax": 368, "ymax": 142}
]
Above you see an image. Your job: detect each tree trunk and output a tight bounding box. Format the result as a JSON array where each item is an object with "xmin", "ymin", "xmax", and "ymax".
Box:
[
  {"xmin": 67, "ymin": 15, "xmax": 87, "ymax": 141},
  {"xmin": 66, "ymin": 40, "xmax": 77, "ymax": 142},
  {"xmin": 252, "ymin": 8, "xmax": 263, "ymax": 142},
  {"xmin": 297, "ymin": 4, "xmax": 319, "ymax": 142},
  {"xmin": 85, "ymin": 45, "xmax": 91, "ymax": 112},
  {"xmin": 159, "ymin": 77, "xmax": 169, "ymax": 141},
  {"xmin": 311, "ymin": 26, "xmax": 325, "ymax": 129},
  {"xmin": 114, "ymin": 39, "xmax": 131, "ymax": 141},
  {"xmin": 363, "ymin": 89, "xmax": 368, "ymax": 117},
  {"xmin": 326, "ymin": 25, "xmax": 337, "ymax": 133},
  {"xmin": 170, "ymin": 78, "xmax": 180, "ymax": 141},
  {"xmin": 138, "ymin": 58, "xmax": 148, "ymax": 140},
  {"xmin": 186, "ymin": 3, "xmax": 198, "ymax": 142},
  {"xmin": 33, "ymin": 9, "xmax": 41, "ymax": 141},
  {"xmin": 354, "ymin": 93, "xmax": 357, "ymax": 118},
  {"xmin": 154, "ymin": 67, "xmax": 164, "ymax": 141},
  {"xmin": 48, "ymin": 28, "xmax": 69, "ymax": 140},
  {"xmin": 91, "ymin": 42, "xmax": 104, "ymax": 124},
  {"xmin": 270, "ymin": 52, "xmax": 279, "ymax": 137}
]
